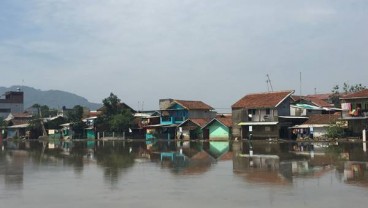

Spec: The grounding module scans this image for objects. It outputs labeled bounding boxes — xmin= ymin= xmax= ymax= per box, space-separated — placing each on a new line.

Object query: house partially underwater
xmin=146 ymin=99 xmax=216 ymax=140
xmin=340 ymin=89 xmax=368 ymax=136
xmin=231 ymin=90 xmax=297 ymax=139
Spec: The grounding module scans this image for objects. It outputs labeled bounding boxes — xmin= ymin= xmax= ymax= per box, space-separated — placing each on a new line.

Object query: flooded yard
xmin=0 ymin=139 xmax=367 ymax=208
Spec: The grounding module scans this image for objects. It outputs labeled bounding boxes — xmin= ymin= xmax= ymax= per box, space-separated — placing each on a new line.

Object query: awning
xmin=145 ymin=124 xmax=178 ymax=128
xmin=290 ymin=124 xmax=330 ymax=129
xmin=238 ymin=122 xmax=278 ymax=126
xmin=7 ymin=124 xmax=29 ymax=129
xmin=278 ymin=116 xmax=308 ymax=119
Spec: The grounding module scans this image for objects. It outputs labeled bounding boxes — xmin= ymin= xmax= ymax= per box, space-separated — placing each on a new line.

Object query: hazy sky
xmin=1 ymin=0 xmax=367 ymax=112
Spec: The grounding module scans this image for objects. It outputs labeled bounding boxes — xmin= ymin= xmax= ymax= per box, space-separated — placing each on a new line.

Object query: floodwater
xmin=0 ymin=139 xmax=367 ymax=208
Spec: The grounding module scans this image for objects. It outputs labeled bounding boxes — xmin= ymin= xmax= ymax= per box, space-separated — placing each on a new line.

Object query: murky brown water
xmin=0 ymin=140 xmax=367 ymax=208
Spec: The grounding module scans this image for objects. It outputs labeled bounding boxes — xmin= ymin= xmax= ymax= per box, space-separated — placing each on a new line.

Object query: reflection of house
xmin=342 ymin=161 xmax=368 ymax=185
xmin=180 ymin=151 xmax=215 ymax=175
xmin=340 ymin=89 xmax=368 ymax=136
xmin=202 ymin=114 xmax=232 ymax=140
xmin=232 ymin=90 xmax=297 ymax=139
xmin=203 ymin=141 xmax=230 ymax=159
xmin=233 ymin=154 xmax=289 ymax=185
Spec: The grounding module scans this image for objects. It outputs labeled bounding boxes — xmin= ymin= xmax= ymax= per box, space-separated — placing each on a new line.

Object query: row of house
xmin=2 ymin=88 xmax=368 ymax=140
xmin=138 ymin=89 xmax=368 ymax=140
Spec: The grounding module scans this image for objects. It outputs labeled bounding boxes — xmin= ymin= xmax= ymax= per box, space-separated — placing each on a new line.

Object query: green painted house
xmin=202 ymin=115 xmax=232 ymax=141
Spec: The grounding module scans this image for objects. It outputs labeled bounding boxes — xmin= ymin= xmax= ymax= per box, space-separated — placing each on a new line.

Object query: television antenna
xmin=266 ymin=74 xmax=273 ymax=92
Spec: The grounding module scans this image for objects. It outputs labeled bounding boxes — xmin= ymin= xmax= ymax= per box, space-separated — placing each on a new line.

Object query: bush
xmin=326 ymin=124 xmax=345 ymax=138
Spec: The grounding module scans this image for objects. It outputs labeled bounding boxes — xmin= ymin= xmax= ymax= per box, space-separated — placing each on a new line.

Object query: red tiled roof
xmin=11 ymin=112 xmax=33 ymax=118
xmin=232 ymin=90 xmax=294 ymax=109
xmin=174 ymin=100 xmax=214 ymax=110
xmin=215 ymin=117 xmax=233 ymax=127
xmin=341 ymin=89 xmax=368 ymax=99
xmin=291 ymin=95 xmax=302 ymax=102
xmin=88 ymin=111 xmax=102 ymax=117
xmin=305 ymin=96 xmax=333 ymax=108
xmin=190 ymin=118 xmax=211 ymax=127
xmin=306 ymin=93 xmax=331 ymax=101
xmin=303 ymin=114 xmax=340 ymax=125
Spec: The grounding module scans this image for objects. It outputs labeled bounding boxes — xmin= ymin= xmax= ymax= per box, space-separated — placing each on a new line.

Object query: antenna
xmin=266 ymin=74 xmax=273 ymax=92
xmin=299 ymin=72 xmax=302 ymax=96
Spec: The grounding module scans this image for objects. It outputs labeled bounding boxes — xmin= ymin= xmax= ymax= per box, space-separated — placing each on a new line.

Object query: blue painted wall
xmin=160 ymin=103 xmax=188 ymax=125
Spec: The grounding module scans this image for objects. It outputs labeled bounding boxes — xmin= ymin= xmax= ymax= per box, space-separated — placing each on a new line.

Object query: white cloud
xmin=1 ymin=0 xmax=367 ymax=109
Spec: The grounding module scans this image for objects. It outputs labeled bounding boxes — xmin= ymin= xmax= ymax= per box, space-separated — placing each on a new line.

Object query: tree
xmin=67 ymin=105 xmax=84 ymax=122
xmin=109 ymin=109 xmax=134 ymax=132
xmin=31 ymin=104 xmax=57 ymax=118
xmin=326 ymin=124 xmax=345 ymax=138
xmin=102 ymin=93 xmax=121 ymax=116
xmin=96 ymin=93 xmax=134 ymax=133
xmin=67 ymin=105 xmax=87 ymax=139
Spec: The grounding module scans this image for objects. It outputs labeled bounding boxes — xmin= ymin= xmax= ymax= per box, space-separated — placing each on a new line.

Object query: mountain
xmin=0 ymin=86 xmax=102 ymax=110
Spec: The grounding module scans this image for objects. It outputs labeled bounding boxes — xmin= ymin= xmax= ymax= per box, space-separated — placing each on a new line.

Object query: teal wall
xmin=209 ymin=121 xmax=230 ymax=140
xmin=86 ymin=129 xmax=95 ymax=139
xmin=160 ymin=103 xmax=188 ymax=125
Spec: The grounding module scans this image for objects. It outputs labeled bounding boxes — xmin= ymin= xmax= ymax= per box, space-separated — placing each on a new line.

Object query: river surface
xmin=0 ymin=139 xmax=367 ymax=208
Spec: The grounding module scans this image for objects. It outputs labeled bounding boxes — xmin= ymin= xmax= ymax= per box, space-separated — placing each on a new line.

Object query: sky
xmin=1 ymin=0 xmax=367 ymax=112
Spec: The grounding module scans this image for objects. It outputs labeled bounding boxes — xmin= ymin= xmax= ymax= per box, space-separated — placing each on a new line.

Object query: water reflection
xmin=0 ymin=139 xmax=368 ymax=191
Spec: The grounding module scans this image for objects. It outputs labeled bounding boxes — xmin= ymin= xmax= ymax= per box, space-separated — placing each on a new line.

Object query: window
xmin=161 ymin=116 xmax=171 ymax=122
xmin=266 ymin=108 xmax=270 ymax=114
xmin=248 ymin=109 xmax=256 ymax=115
xmin=265 ymin=126 xmax=271 ymax=132
xmin=0 ymin=108 xmax=11 ymax=113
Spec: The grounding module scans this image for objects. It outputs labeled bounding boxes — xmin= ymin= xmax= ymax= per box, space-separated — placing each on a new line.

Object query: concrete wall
xmin=277 ymin=97 xmax=292 ymax=116
xmin=0 ymin=103 xmax=24 ymax=118
xmin=188 ymin=110 xmax=216 ymax=119
xmin=0 ymin=91 xmax=24 ymax=118
xmin=244 ymin=125 xmax=279 ymax=138
xmin=232 ymin=108 xmax=248 ymax=138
